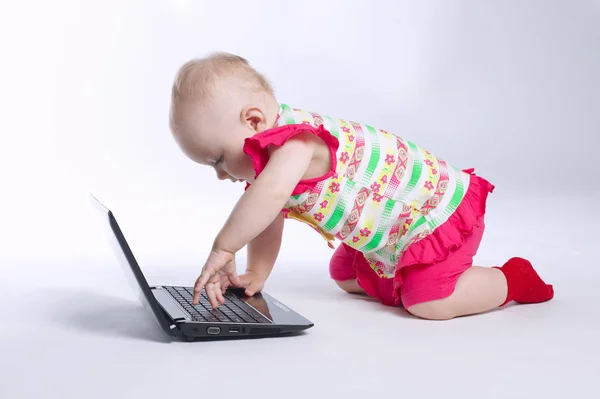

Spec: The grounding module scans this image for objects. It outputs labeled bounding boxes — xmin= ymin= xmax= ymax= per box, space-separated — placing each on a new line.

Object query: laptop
xmin=90 ymin=195 xmax=313 ymax=341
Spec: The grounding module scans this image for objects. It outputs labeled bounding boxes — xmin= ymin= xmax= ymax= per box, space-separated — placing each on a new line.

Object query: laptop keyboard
xmin=164 ymin=286 xmax=271 ymax=324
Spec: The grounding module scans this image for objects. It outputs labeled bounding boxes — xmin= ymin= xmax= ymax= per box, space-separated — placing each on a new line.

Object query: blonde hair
xmin=171 ymin=52 xmax=273 ymax=103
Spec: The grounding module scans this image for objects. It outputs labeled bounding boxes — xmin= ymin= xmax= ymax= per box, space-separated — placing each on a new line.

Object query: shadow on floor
xmin=347 ymin=293 xmax=416 ymax=319
xmin=47 ymin=289 xmax=172 ymax=343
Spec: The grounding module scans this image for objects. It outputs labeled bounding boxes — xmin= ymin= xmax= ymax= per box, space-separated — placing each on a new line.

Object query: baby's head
xmin=169 ymin=52 xmax=279 ymax=182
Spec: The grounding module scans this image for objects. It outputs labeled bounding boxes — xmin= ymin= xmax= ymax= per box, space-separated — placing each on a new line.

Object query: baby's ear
xmin=241 ymin=106 xmax=266 ymax=132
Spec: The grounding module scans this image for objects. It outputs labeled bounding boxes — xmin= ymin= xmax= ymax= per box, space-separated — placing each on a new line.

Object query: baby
xmin=168 ymin=52 xmax=554 ymax=320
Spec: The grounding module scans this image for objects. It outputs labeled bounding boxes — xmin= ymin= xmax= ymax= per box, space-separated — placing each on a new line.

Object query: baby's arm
xmin=194 ymin=135 xmax=315 ymax=307
xmin=213 ymin=135 xmax=314 ymax=255
xmin=240 ymin=212 xmax=284 ymax=295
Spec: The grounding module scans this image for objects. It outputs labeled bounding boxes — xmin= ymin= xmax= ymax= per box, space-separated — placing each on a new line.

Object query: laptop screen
xmin=90 ymin=195 xmax=153 ymax=309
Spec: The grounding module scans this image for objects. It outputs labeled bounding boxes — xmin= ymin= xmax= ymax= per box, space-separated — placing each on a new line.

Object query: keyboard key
xmin=228 ymin=315 xmax=244 ymax=323
xmin=227 ymin=302 xmax=258 ymax=322
xmin=239 ymin=312 xmax=256 ymax=323
xmin=248 ymin=310 xmax=266 ymax=320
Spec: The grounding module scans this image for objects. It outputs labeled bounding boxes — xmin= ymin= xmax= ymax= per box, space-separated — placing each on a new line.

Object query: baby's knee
xmin=407 ymin=298 xmax=457 ymax=320
xmin=329 ymin=244 xmax=357 ymax=281
xmin=334 ymin=279 xmax=365 ymax=295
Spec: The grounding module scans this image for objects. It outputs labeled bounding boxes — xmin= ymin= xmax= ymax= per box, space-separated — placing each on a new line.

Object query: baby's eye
xmin=215 ymin=155 xmax=224 ymax=165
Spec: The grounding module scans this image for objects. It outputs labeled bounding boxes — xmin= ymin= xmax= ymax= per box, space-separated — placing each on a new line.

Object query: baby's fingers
xmin=227 ymin=269 xmax=242 ymax=288
xmin=192 ymin=275 xmax=206 ymax=305
xmin=219 ymin=276 xmax=231 ymax=295
xmin=245 ymin=280 xmax=264 ymax=297
xmin=206 ymin=276 xmax=223 ymax=309
xmin=216 ymin=287 xmax=226 ymax=306
xmin=205 ymin=284 xmax=218 ymax=309
xmin=193 ymin=265 xmax=216 ymax=304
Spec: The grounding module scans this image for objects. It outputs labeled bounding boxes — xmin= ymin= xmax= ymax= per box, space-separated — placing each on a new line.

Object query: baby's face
xmin=172 ymin=102 xmax=257 ymax=183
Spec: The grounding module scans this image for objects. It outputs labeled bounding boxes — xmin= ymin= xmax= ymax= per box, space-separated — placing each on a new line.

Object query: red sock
xmin=494 ymin=257 xmax=554 ymax=306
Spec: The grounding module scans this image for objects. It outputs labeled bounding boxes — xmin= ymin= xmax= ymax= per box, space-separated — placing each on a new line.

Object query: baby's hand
xmin=220 ymin=270 xmax=268 ymax=297
xmin=193 ymin=249 xmax=241 ymax=308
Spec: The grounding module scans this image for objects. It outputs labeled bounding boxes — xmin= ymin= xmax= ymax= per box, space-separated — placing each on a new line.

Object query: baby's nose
xmin=216 ymin=169 xmax=229 ymax=181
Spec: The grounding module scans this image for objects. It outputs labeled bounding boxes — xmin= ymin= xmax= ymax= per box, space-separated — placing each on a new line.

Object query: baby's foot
xmin=495 ymin=257 xmax=554 ymax=305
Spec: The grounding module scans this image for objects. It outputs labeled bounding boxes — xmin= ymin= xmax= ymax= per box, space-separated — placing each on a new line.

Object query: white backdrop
xmin=1 ymin=2 xmax=599 ymax=398
xmin=1 ymin=0 xmax=598 ymax=269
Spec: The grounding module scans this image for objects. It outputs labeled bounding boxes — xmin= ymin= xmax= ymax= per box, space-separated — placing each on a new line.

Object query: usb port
xmin=229 ymin=328 xmax=240 ymax=333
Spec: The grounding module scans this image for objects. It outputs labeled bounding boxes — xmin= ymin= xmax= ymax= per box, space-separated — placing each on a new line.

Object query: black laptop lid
xmin=90 ymin=195 xmax=178 ymax=337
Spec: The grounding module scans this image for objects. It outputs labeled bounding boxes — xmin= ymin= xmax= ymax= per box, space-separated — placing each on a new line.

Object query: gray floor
xmin=1 ymin=195 xmax=598 ymax=399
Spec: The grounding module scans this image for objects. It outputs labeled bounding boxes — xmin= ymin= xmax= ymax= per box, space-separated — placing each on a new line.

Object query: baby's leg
xmin=401 ymin=219 xmax=553 ymax=320
xmin=407 ymin=266 xmax=507 ymax=320
xmin=330 ymin=244 xmax=365 ymax=294
xmin=335 ymin=279 xmax=366 ymax=294
xmin=406 ymin=259 xmax=554 ymax=320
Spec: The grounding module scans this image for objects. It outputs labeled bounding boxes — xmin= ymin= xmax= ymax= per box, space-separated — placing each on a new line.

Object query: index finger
xmin=192 ymin=268 xmax=213 ymax=305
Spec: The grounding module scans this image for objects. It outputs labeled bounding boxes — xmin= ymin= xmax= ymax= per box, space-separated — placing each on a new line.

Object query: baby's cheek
xmin=236 ymin=156 xmax=256 ymax=179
